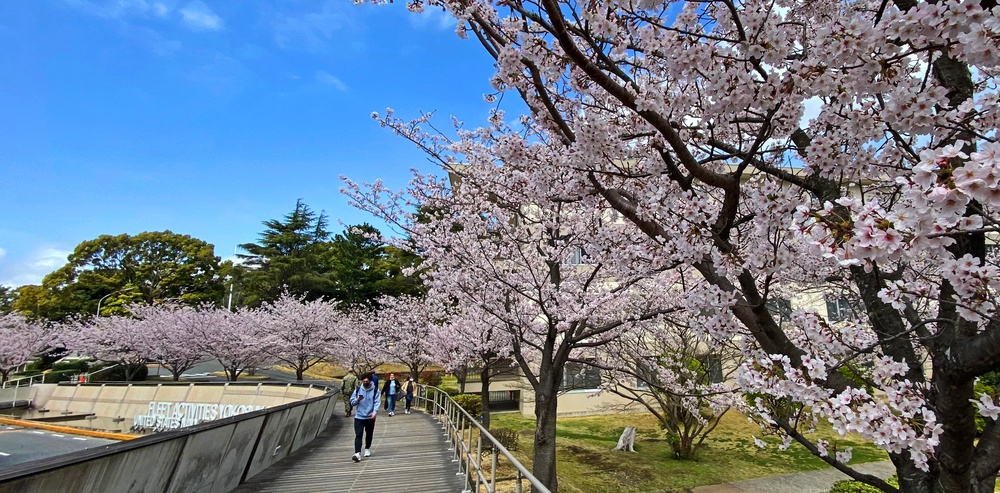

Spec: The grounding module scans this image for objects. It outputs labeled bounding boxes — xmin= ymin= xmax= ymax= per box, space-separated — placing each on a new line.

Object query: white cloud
xmin=315 ymin=70 xmax=347 ymax=91
xmin=64 ymin=0 xmax=173 ymax=20
xmin=0 ymin=247 xmax=70 ymax=287
xmin=409 ymin=8 xmax=456 ymax=31
xmin=273 ymin=4 xmax=356 ymax=52
xmin=0 ymin=248 xmax=6 ymax=260
xmin=179 ymin=1 xmax=223 ymax=31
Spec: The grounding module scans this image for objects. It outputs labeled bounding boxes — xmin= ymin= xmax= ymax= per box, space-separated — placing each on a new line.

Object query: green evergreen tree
xmin=237 ymin=199 xmax=338 ymax=306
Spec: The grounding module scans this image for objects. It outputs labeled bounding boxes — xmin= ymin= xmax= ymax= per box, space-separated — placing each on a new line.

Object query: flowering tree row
xmin=354 ymin=0 xmax=1000 ymax=491
xmin=62 ymin=292 xmax=441 ymax=383
xmin=0 ymin=313 xmax=55 ymax=384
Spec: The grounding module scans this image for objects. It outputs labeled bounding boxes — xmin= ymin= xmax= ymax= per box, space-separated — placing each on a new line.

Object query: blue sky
xmin=0 ymin=1 xmax=506 ymax=287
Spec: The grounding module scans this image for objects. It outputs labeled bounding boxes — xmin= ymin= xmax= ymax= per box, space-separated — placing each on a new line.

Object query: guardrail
xmin=1 ymin=374 xmax=44 ymax=389
xmin=0 ymin=382 xmax=340 ymax=493
xmin=417 ymin=385 xmax=550 ymax=493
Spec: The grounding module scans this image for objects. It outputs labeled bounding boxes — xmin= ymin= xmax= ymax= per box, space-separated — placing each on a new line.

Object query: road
xmin=0 ymin=425 xmax=117 ymax=468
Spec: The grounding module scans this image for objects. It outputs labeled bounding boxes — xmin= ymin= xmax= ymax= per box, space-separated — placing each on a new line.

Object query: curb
xmin=0 ymin=416 xmax=137 ymax=441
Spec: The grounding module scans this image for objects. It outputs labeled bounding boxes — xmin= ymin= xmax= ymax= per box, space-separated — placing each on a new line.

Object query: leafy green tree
xmin=0 ymin=286 xmax=16 ymax=315
xmin=13 ymin=231 xmax=225 ymax=320
xmin=237 ymin=200 xmax=336 ymax=306
xmin=327 ymin=224 xmax=425 ymax=308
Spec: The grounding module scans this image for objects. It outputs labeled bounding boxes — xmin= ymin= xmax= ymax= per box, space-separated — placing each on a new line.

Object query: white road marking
xmin=72 ymin=437 xmax=86 ymax=441
xmin=0 ymin=452 xmax=9 ymax=456
xmin=50 ymin=434 xmax=64 ymax=437
xmin=32 ymin=431 xmax=45 ymax=435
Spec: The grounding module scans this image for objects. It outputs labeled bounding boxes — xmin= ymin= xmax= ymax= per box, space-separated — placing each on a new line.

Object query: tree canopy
xmin=13 ymin=231 xmax=225 ymax=320
xmin=355 ymin=0 xmax=1000 ymax=491
xmin=237 ymin=199 xmax=336 ymax=306
xmin=236 ymin=200 xmax=423 ymax=308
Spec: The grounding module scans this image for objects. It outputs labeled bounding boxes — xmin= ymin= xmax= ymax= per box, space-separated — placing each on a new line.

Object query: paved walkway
xmin=691 ymin=461 xmax=897 ymax=493
xmin=231 ymin=406 xmax=467 ymax=493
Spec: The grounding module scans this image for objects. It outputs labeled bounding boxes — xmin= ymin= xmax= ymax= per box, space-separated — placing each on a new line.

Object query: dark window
xmin=700 ymin=354 xmax=724 ymax=384
xmin=766 ymin=298 xmax=792 ymax=325
xmin=561 ymin=361 xmax=601 ymax=391
xmin=826 ymin=298 xmax=855 ymax=322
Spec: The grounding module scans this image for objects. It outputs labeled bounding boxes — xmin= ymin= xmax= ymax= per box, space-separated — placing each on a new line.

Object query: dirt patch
xmin=564 ymin=444 xmax=655 ymax=488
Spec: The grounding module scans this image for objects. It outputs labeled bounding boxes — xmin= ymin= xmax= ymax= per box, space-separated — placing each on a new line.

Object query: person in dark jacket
xmin=402 ymin=376 xmax=416 ymax=415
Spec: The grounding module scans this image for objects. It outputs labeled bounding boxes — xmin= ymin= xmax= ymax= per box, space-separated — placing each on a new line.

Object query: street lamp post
xmin=96 ymin=287 xmax=135 ymax=316
xmin=96 ymin=293 xmax=114 ymax=317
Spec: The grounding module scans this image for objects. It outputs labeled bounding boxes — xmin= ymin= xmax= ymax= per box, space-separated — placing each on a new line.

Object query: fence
xmin=418 ymin=384 xmax=550 ymax=493
xmin=0 ymin=382 xmax=339 ymax=493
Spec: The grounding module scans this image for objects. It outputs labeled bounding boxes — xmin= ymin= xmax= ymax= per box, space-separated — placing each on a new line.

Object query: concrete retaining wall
xmin=0 ymin=384 xmax=339 ymax=493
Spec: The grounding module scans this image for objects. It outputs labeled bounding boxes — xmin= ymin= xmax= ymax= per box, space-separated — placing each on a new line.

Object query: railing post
xmin=475 ymin=433 xmax=483 ymax=493
xmin=515 ymin=470 xmax=523 ymax=493
xmin=490 ymin=443 xmax=498 ymax=493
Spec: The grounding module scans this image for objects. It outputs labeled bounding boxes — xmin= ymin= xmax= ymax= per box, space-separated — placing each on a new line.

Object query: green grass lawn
xmin=490 ymin=411 xmax=888 ymax=493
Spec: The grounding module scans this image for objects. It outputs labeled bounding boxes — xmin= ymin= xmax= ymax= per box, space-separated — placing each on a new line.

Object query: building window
xmin=561 ymin=361 xmax=601 ymax=391
xmin=566 ymin=246 xmax=587 ymax=265
xmin=700 ymin=354 xmax=724 ymax=384
xmin=826 ymin=298 xmax=855 ymax=322
xmin=766 ymin=298 xmax=792 ymax=325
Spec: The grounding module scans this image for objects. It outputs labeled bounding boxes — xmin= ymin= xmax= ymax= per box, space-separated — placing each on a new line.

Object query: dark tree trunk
xmin=296 ymin=367 xmax=304 ymax=380
xmin=480 ymin=366 xmax=492 ymax=430
xmin=532 ymin=371 xmax=560 ymax=493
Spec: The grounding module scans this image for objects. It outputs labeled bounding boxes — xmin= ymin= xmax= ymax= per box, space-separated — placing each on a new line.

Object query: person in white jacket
xmin=349 ymin=372 xmax=379 ymax=462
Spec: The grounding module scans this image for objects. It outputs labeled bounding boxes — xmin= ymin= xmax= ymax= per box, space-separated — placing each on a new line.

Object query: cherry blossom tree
xmin=358 ymin=0 xmax=1000 ymax=491
xmin=346 ymin=159 xmax=686 ymax=489
xmin=70 ymin=313 xmax=151 ymax=381
xmin=426 ymin=303 xmax=518 ymax=429
xmin=260 ymin=292 xmax=338 ymax=380
xmin=371 ymin=294 xmax=442 ymax=382
xmin=198 ymin=308 xmax=275 ymax=382
xmin=0 ymin=314 xmax=55 ymax=384
xmin=597 ymin=316 xmax=742 ymax=459
xmin=326 ymin=305 xmax=387 ymax=374
xmin=131 ymin=303 xmax=207 ymax=381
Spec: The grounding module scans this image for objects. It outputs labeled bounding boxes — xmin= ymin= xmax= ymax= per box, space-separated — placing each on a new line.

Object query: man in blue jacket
xmin=349 ymin=372 xmax=379 ymax=462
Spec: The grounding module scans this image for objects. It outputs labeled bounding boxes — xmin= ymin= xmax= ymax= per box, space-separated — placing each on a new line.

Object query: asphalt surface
xmin=0 ymin=425 xmax=117 ymax=469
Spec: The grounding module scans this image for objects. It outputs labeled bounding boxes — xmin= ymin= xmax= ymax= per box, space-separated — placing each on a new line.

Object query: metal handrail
xmin=81 ymin=364 xmax=122 ymax=383
xmin=417 ymin=384 xmax=551 ymax=493
xmin=2 ymin=374 xmax=44 ymax=389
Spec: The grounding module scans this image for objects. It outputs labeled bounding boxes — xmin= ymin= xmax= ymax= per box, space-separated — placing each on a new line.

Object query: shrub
xmin=43 ymin=369 xmax=77 ymax=384
xmin=829 ymin=476 xmax=898 ymax=493
xmin=453 ymin=393 xmax=483 ymax=418
xmin=90 ymin=363 xmax=148 ymax=382
xmin=51 ymin=359 xmax=91 ymax=373
xmin=420 ymin=371 xmax=443 ymax=387
xmin=490 ymin=426 xmax=519 ymax=452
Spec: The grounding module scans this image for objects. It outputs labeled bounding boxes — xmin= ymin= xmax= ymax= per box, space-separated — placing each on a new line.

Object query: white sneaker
xmin=352 ymin=453 xmax=361 ymax=462
xmin=363 ymin=449 xmax=371 ymax=457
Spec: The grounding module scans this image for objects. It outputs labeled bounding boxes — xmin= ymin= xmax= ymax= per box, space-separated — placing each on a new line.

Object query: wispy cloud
xmin=63 ymin=0 xmax=173 ymax=20
xmin=121 ymin=23 xmax=183 ymax=56
xmin=179 ymin=1 xmax=223 ymax=31
xmin=0 ymin=248 xmax=6 ymax=261
xmin=187 ymin=53 xmax=254 ymax=95
xmin=408 ymin=8 xmax=456 ymax=31
xmin=272 ymin=3 xmax=357 ymax=53
xmin=315 ymin=70 xmax=347 ymax=91
xmin=0 ymin=247 xmax=70 ymax=287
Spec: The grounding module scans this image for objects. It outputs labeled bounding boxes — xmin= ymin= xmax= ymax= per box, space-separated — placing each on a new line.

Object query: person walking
xmin=349 ymin=372 xmax=379 ymax=462
xmin=381 ymin=373 xmax=400 ymax=417
xmin=341 ymin=369 xmax=359 ymax=417
xmin=402 ymin=376 xmax=416 ymax=415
